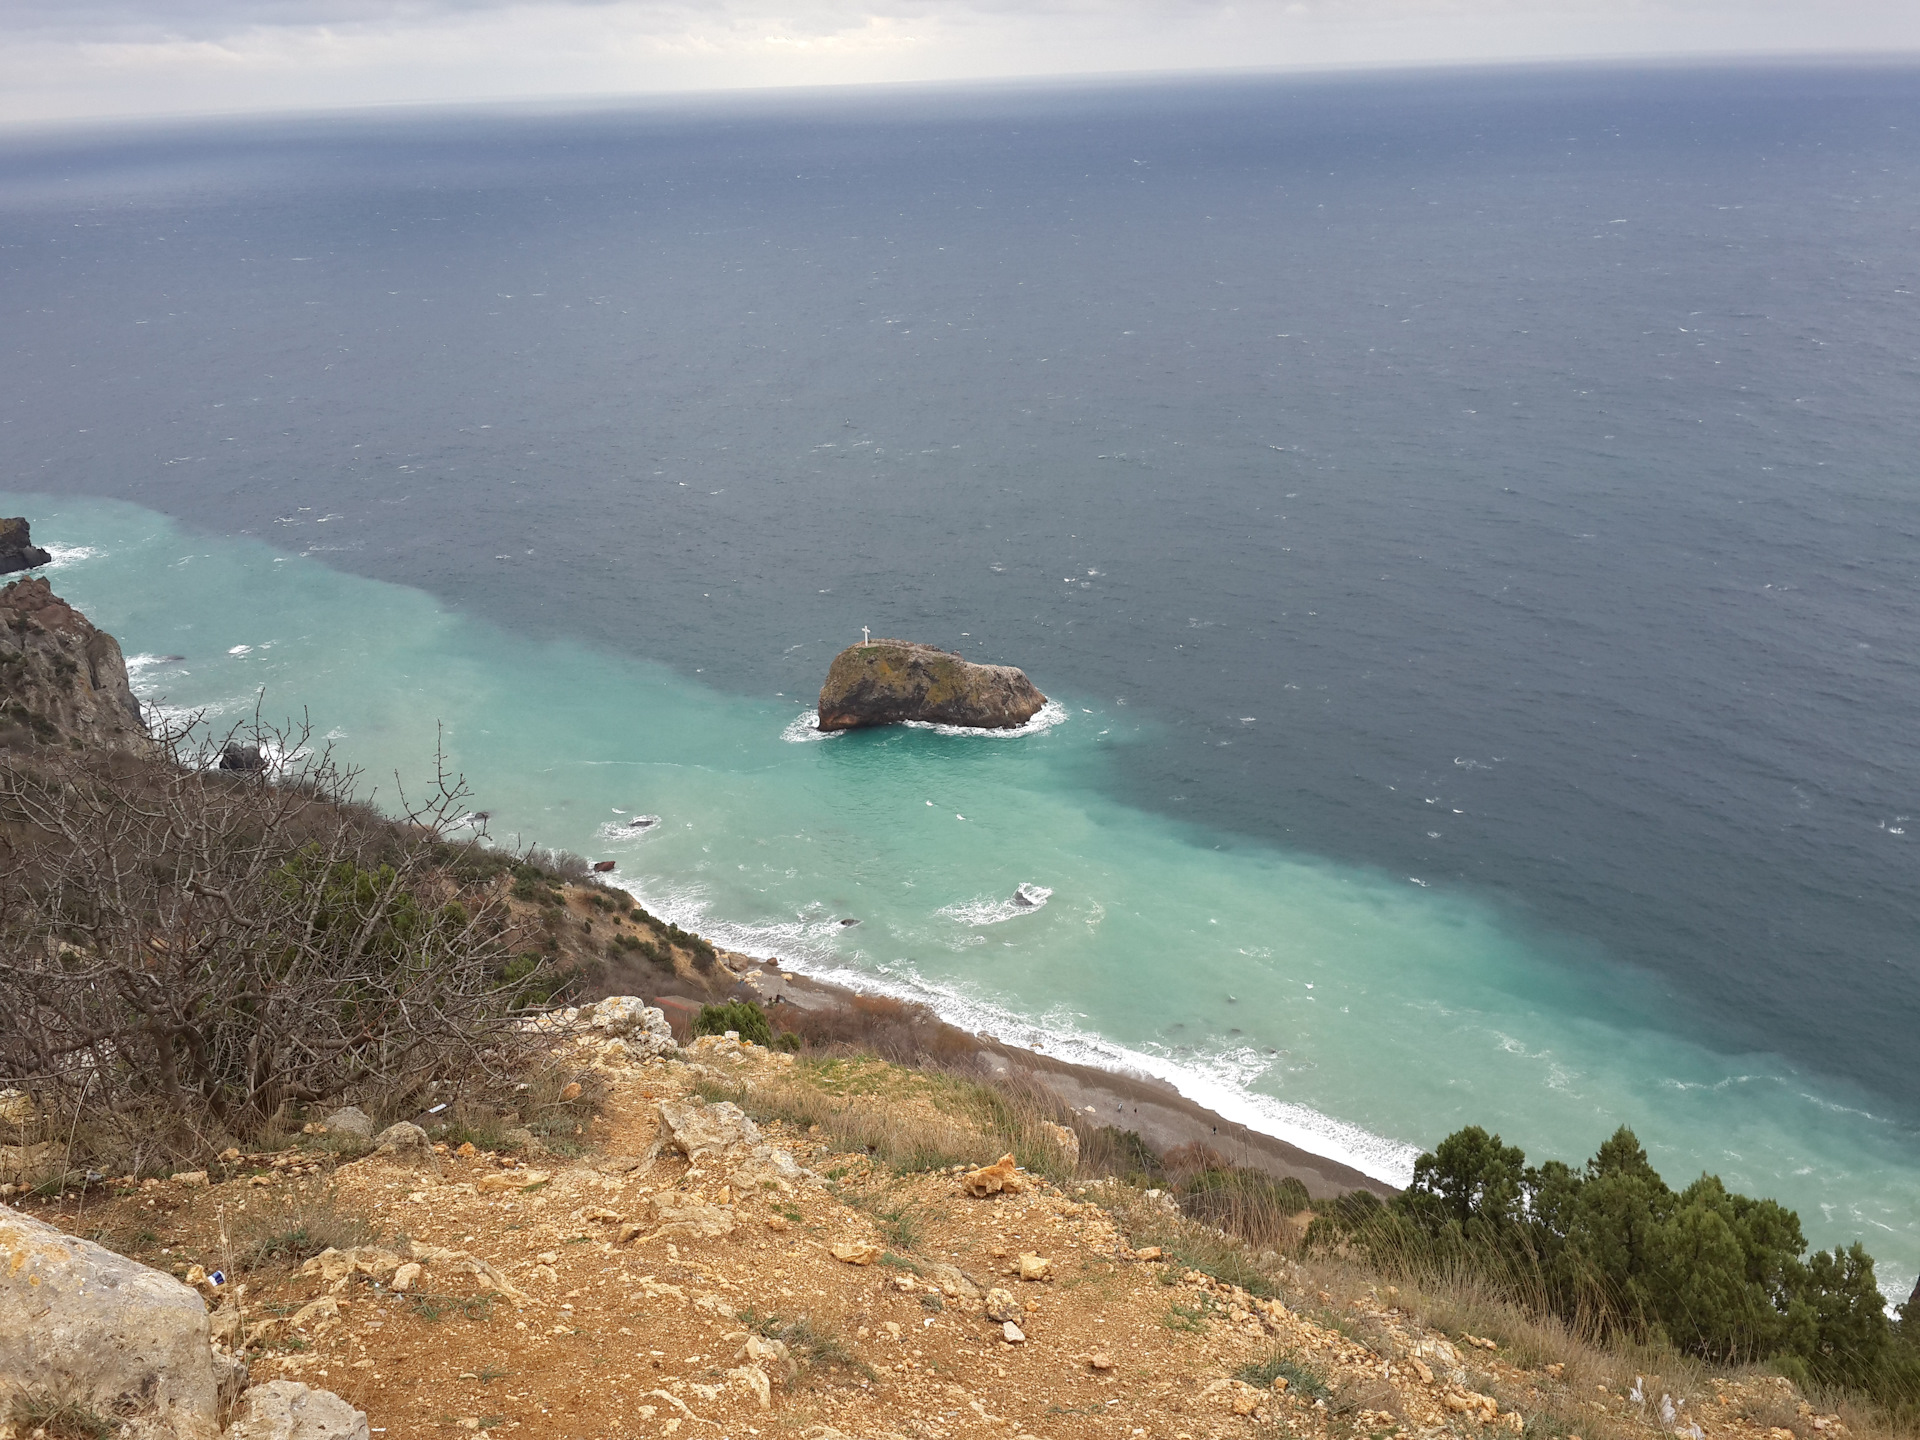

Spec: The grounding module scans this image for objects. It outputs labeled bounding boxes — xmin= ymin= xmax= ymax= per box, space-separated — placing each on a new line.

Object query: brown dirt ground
xmin=15 ymin=1036 xmax=1850 ymax=1440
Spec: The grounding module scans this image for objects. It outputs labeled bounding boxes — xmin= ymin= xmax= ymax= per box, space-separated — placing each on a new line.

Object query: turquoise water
xmin=20 ymin=490 xmax=1918 ymax=1298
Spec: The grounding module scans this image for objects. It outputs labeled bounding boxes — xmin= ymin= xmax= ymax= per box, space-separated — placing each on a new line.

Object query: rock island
xmin=816 ymin=638 xmax=1046 ymax=731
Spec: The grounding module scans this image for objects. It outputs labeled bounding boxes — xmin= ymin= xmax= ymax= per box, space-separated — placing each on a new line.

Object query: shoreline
xmin=719 ymin=950 xmax=1399 ymax=1201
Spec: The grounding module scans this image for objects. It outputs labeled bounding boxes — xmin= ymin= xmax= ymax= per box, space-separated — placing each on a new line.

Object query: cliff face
xmin=0 ymin=517 xmax=52 ymax=577
xmin=0 ymin=577 xmax=149 ymax=752
xmin=816 ymin=639 xmax=1047 ymax=731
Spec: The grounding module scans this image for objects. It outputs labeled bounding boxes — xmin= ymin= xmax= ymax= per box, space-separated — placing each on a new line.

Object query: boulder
xmin=0 ymin=517 xmax=52 ymax=575
xmin=320 ymin=1106 xmax=374 ymax=1139
xmin=961 ymin=1153 xmax=1028 ymax=1197
xmin=816 ymin=639 xmax=1046 ymax=731
xmin=984 ymin=1287 xmax=1021 ymax=1323
xmin=218 ymin=743 xmax=268 ymax=773
xmin=0 ymin=1204 xmax=220 ymax=1440
xmin=223 ymin=1381 xmax=369 ymax=1440
xmin=368 ymin=1121 xmax=437 ymax=1173
xmin=657 ymin=1097 xmax=805 ymax=1190
xmin=584 ymin=996 xmax=675 ymax=1058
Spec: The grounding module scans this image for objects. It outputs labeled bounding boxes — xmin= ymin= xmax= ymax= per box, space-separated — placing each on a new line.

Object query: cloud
xmin=0 ymin=0 xmax=1915 ymax=126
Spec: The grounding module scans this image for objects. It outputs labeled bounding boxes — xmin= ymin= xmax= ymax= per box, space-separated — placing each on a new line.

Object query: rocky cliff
xmin=0 ymin=576 xmax=149 ymax=751
xmin=817 ymin=638 xmax=1046 ymax=731
xmin=0 ymin=517 xmax=52 ymax=576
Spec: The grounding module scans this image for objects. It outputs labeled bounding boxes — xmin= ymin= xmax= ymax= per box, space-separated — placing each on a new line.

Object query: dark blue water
xmin=4 ymin=64 xmax=1918 ymax=1190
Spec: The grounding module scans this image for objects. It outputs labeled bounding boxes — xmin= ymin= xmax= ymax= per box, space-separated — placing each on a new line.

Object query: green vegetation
xmin=735 ymin=1306 xmax=874 ymax=1385
xmin=1310 ymin=1125 xmax=1920 ymax=1409
xmin=406 ymin=1290 xmax=499 ymax=1323
xmin=1161 ymin=1295 xmax=1215 ymax=1332
xmin=1236 ymin=1347 xmax=1333 ymax=1399
xmin=693 ymin=999 xmax=775 ymax=1047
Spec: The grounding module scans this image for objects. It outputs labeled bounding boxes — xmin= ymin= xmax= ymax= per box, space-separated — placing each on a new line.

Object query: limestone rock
xmin=0 ymin=577 xmax=148 ymax=753
xmin=1017 ymin=1253 xmax=1051 ymax=1282
xmin=728 ymin=1364 xmax=773 ymax=1409
xmin=223 ymin=1380 xmax=369 ymax=1440
xmin=961 ymin=1153 xmax=1028 ymax=1197
xmin=1001 ymin=1320 xmax=1026 ymax=1344
xmin=320 ymin=1106 xmax=374 ymax=1139
xmin=369 ymin=1122 xmax=436 ymax=1170
xmin=585 ymin=996 xmax=675 ymax=1053
xmin=1038 ymin=1121 xmax=1080 ymax=1169
xmin=645 ymin=1193 xmax=738 ymax=1242
xmin=984 ymin=1287 xmax=1021 ymax=1323
xmin=657 ymin=1096 xmax=804 ymax=1190
xmin=831 ymin=1241 xmax=881 ymax=1266
xmin=0 ymin=517 xmax=52 ymax=575
xmin=0 ymin=1204 xmax=220 ymax=1440
xmin=816 ymin=639 xmax=1046 ymax=732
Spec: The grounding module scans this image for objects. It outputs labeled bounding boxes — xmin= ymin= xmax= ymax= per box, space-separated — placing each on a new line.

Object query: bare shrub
xmin=0 ymin=716 xmax=551 ymax=1168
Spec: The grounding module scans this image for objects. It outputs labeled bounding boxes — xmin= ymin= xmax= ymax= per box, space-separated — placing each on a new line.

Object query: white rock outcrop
xmin=522 ymin=996 xmax=676 ymax=1060
xmin=368 ymin=1121 xmax=437 ymax=1173
xmin=0 ymin=1204 xmax=220 ymax=1440
xmin=223 ymin=1380 xmax=369 ymax=1440
xmin=656 ymin=1096 xmax=805 ymax=1191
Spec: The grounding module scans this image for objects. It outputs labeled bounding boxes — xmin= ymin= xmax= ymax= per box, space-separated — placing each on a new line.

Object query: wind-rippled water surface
xmin=4 ymin=63 xmax=1917 ymax=1292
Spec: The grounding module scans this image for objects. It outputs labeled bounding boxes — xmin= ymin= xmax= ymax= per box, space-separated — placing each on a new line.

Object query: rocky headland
xmin=0 ymin=574 xmax=149 ymax=752
xmin=816 ymin=639 xmax=1047 ymax=731
xmin=0 ymin=517 xmax=52 ymax=576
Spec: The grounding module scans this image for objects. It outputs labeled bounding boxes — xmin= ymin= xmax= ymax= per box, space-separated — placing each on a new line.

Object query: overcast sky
xmin=1 ymin=0 xmax=1916 ymax=127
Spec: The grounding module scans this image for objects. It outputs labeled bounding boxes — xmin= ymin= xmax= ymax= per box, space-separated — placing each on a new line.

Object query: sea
xmin=3 ymin=62 xmax=1916 ymax=1298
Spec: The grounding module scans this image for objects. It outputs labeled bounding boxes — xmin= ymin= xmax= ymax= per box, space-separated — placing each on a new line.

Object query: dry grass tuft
xmin=231 ymin=1176 xmax=378 ymax=1271
xmin=699 ymin=1055 xmax=1084 ymax=1182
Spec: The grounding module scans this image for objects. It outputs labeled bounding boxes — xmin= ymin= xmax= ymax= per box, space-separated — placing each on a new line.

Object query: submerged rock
xmin=0 ymin=518 xmax=52 ymax=575
xmin=816 ymin=639 xmax=1045 ymax=731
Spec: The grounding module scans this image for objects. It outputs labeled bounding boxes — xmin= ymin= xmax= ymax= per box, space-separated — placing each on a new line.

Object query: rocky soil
xmin=8 ymin=1016 xmax=1852 ymax=1440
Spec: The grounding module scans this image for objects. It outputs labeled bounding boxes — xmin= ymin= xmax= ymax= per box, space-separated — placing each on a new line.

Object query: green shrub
xmin=1178 ymin=1165 xmax=1310 ymax=1231
xmin=1235 ymin=1347 xmax=1332 ymax=1399
xmin=693 ymin=1000 xmax=774 ymax=1048
xmin=1316 ymin=1123 xmax=1916 ymax=1400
